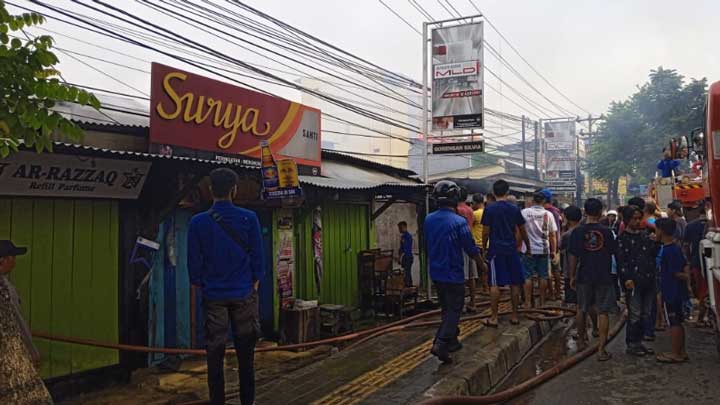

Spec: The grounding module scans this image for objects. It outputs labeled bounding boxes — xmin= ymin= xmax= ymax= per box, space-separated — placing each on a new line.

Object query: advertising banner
xmin=431 ymin=22 xmax=484 ymax=131
xmin=0 ymin=151 xmax=150 ymax=199
xmin=260 ymin=141 xmax=302 ymax=200
xmin=432 ymin=140 xmax=484 ymax=154
xmin=149 ymin=63 xmax=321 ymax=175
xmin=544 ymin=120 xmax=577 ymax=194
xmin=276 ymin=211 xmax=295 ymax=310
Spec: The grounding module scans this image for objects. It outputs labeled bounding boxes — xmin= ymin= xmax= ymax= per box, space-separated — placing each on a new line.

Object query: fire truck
xmin=699 ymin=80 xmax=720 ymax=355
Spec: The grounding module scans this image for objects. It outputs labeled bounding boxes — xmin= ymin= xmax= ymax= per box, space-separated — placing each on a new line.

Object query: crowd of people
xmin=425 ymin=179 xmax=711 ymax=365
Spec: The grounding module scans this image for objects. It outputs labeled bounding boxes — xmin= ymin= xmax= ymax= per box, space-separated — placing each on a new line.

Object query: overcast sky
xmin=12 ymin=0 xmax=720 ymax=120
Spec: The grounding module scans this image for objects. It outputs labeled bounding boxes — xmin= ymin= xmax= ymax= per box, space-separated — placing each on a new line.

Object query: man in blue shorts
xmin=482 ymin=180 xmax=531 ymax=327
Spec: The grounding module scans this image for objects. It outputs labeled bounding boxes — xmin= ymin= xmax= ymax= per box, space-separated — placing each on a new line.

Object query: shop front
xmin=0 ymin=149 xmax=151 ymax=380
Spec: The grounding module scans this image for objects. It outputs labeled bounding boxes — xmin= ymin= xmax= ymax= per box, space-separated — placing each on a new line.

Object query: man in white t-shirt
xmin=521 ymin=192 xmax=558 ymax=308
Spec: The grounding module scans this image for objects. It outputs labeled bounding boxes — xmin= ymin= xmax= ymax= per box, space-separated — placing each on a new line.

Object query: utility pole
xmin=576 ymin=114 xmax=604 ymax=205
xmin=534 ymin=120 xmax=539 ymax=180
xmin=521 ymin=115 xmax=527 ymax=178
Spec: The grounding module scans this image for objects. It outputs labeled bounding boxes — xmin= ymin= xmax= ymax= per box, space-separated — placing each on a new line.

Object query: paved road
xmin=511 ymin=324 xmax=720 ymax=405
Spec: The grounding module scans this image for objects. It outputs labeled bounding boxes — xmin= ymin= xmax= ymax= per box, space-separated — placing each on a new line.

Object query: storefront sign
xmin=432 ymin=140 xmax=484 ymax=154
xmin=431 ymin=22 xmax=484 ymax=131
xmin=149 ymin=63 xmax=321 ymax=174
xmin=0 ymin=151 xmax=150 ymax=199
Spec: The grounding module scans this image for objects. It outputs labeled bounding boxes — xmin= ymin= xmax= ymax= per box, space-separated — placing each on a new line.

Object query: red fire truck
xmin=700 ymin=80 xmax=720 ymax=354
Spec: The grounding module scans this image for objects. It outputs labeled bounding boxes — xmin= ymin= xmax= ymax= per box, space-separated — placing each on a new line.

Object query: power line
xmin=407 ymin=0 xmax=434 ymax=20
xmin=377 ymin=0 xmax=421 ymax=35
xmin=466 ymin=0 xmax=590 ymax=115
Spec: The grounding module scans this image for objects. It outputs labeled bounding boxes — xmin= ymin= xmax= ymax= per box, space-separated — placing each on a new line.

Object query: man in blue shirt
xmin=188 ymin=168 xmax=266 ymax=405
xmin=655 ymin=218 xmax=690 ymax=363
xmin=481 ymin=180 xmax=531 ymax=327
xmin=397 ymin=221 xmax=414 ymax=287
xmin=425 ymin=180 xmax=484 ymax=363
xmin=657 ymin=148 xmax=680 ymax=178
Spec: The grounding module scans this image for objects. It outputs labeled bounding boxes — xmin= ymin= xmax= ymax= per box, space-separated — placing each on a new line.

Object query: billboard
xmin=431 ymin=22 xmax=484 ymax=131
xmin=149 ymin=63 xmax=321 ymax=175
xmin=544 ymin=120 xmax=577 ymax=194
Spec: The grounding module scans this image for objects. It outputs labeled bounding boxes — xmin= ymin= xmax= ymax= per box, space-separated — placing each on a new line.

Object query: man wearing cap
xmin=0 ymin=240 xmax=53 ymax=404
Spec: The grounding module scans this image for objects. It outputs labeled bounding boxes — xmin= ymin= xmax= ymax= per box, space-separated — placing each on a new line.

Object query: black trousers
xmin=204 ymin=292 xmax=260 ymax=405
xmin=402 ymin=256 xmax=414 ymax=287
xmin=434 ymin=282 xmax=465 ymax=345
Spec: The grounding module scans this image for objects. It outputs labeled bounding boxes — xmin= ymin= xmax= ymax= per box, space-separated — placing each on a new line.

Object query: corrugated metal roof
xmin=49 ymin=142 xmax=258 ymax=170
xmin=298 ymin=159 xmax=424 ymax=190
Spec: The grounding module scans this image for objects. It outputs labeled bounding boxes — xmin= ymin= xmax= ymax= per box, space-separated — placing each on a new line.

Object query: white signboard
xmin=431 ymin=22 xmax=484 ymax=131
xmin=544 ymin=121 xmax=577 ymax=179
xmin=0 ymin=151 xmax=151 ymax=199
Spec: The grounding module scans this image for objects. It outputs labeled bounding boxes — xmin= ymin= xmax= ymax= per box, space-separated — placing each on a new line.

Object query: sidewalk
xmin=251 ymin=302 xmax=559 ymax=405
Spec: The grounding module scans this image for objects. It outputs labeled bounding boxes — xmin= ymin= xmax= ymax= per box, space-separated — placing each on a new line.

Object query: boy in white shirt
xmin=521 ymin=192 xmax=558 ymax=308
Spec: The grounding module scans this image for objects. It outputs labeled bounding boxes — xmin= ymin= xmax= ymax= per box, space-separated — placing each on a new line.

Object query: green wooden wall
xmin=0 ymin=198 xmax=119 ymax=378
xmin=293 ymin=203 xmax=370 ymax=306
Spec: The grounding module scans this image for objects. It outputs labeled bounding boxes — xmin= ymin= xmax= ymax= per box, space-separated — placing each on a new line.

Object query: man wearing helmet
xmin=425 ymin=180 xmax=486 ymax=363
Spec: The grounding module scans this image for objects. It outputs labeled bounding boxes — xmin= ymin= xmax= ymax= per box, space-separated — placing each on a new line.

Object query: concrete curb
xmin=422 ymin=318 xmax=557 ymax=399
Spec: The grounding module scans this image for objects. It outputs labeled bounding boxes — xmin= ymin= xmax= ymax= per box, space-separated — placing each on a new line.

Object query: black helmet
xmin=432 ymin=180 xmax=461 ymax=205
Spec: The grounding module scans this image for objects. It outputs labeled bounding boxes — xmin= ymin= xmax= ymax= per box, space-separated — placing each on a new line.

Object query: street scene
xmin=1 ymin=1 xmax=720 ymax=404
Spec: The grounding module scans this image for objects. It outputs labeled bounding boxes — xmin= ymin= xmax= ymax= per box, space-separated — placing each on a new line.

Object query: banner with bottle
xmin=261 ymin=140 xmax=303 ymax=200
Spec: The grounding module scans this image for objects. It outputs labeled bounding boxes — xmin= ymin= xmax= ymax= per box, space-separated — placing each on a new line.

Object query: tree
xmin=0 ymin=1 xmax=100 ymax=157
xmin=587 ymin=67 xmax=707 ymax=200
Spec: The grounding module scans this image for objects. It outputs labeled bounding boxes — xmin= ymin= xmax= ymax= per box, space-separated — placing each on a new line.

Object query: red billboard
xmin=149 ymin=63 xmax=321 ymax=174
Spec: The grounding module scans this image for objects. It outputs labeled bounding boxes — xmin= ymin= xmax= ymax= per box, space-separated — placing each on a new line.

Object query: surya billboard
xmin=149 ymin=63 xmax=321 ymax=175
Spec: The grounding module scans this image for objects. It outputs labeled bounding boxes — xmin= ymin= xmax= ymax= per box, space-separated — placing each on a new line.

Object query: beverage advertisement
xmin=260 ymin=140 xmax=302 ymax=200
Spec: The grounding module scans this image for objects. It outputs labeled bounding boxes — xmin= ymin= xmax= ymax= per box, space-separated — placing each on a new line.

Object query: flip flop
xmin=656 ymin=353 xmax=687 ymax=364
xmin=510 ymin=319 xmax=520 ymax=325
xmin=597 ymin=350 xmax=612 ymax=362
xmin=483 ymin=319 xmax=499 ymax=328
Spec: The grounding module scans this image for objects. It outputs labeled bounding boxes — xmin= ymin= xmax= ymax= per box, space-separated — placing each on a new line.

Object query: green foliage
xmin=0 ymin=1 xmax=101 ymax=157
xmin=588 ymin=67 xmax=707 ymax=187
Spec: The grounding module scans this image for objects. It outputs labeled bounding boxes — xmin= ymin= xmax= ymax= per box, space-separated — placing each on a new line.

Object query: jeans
xmin=645 ymin=297 xmax=657 ymax=338
xmin=204 ymin=293 xmax=260 ymax=405
xmin=434 ymin=282 xmax=465 ymax=345
xmin=402 ymin=256 xmax=414 ymax=287
xmin=625 ymin=283 xmax=656 ymax=346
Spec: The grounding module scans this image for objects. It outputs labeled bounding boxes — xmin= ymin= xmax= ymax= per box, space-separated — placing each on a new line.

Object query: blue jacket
xmin=424 ymin=207 xmax=480 ymax=284
xmin=188 ymin=201 xmax=266 ymax=300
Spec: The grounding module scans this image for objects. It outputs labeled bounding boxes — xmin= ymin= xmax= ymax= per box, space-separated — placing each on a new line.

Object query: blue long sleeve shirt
xmin=424 ymin=207 xmax=480 ymax=284
xmin=187 ymin=201 xmax=266 ymax=300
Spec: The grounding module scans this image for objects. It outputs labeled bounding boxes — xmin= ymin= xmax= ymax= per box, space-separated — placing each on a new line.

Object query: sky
xmin=9 ymin=0 xmax=720 ymax=124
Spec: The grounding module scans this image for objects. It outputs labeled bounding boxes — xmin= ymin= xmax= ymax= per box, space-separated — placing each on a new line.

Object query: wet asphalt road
xmin=509 ymin=323 xmax=720 ymax=405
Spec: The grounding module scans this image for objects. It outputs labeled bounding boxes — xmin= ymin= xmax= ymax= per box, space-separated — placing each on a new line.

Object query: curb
xmin=422 ymin=318 xmax=558 ymax=399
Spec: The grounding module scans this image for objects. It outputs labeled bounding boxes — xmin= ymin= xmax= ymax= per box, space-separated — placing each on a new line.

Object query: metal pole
xmin=534 ymin=120 xmax=539 ymax=180
xmin=586 ymin=114 xmax=593 ymax=200
xmin=538 ymin=119 xmax=543 ymax=181
xmin=422 ymin=21 xmax=431 ymax=300
xmin=575 ymin=124 xmax=582 ymax=206
xmin=521 ymin=115 xmax=527 ymax=178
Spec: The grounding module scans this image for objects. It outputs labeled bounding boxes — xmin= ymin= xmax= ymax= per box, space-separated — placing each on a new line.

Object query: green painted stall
xmin=293 ymin=203 xmax=371 ymax=307
xmin=0 ymin=197 xmax=119 ymax=378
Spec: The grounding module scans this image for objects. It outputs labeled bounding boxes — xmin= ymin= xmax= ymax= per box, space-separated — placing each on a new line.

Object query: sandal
xmin=656 ymin=353 xmax=687 ymax=364
xmin=510 ymin=319 xmax=520 ymax=325
xmin=597 ymin=350 xmax=612 ymax=362
xmin=483 ymin=319 xmax=499 ymax=328
xmin=626 ymin=346 xmax=646 ymax=357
